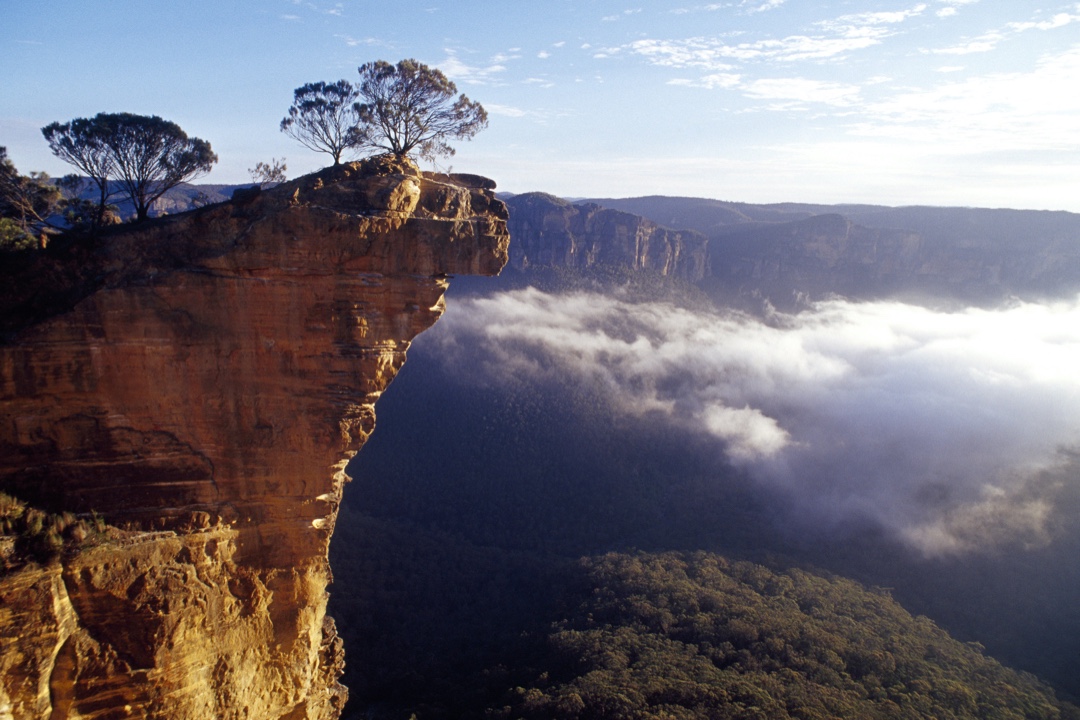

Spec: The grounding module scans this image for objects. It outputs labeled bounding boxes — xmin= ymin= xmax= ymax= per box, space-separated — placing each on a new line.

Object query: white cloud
xmin=618 ymin=11 xmax=908 ymax=71
xmin=537 ymin=50 xmax=551 ymax=59
xmin=743 ymin=0 xmax=785 ymax=13
xmin=431 ymin=289 xmax=1080 ymax=555
xmin=857 ymin=46 xmax=1080 ymax=152
xmin=668 ymin=73 xmax=741 ymax=89
xmin=484 ymin=103 xmax=527 ymax=118
xmin=930 ymin=31 xmax=1004 ymax=54
xmin=1007 ymin=11 xmax=1080 ymax=32
xmin=931 ymin=7 xmax=1080 ymax=53
xmin=335 ymin=34 xmax=380 ymax=47
xmin=824 ymin=4 xmax=928 ymax=27
xmin=437 ymin=50 xmax=507 ymax=85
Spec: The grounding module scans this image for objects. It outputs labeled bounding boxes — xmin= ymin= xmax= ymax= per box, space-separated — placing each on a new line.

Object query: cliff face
xmin=0 ymin=156 xmax=509 ymax=719
xmin=584 ymin=195 xmax=1080 ymax=306
xmin=703 ymin=213 xmax=924 ymax=303
xmin=505 ymin=193 xmax=709 ymax=282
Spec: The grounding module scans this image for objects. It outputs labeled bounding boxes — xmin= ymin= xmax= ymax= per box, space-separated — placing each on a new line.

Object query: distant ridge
xmin=502 ymin=193 xmax=1080 ymax=309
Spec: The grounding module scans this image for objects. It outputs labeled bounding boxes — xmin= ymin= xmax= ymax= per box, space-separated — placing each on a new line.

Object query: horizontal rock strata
xmin=0 ymin=156 xmax=509 ymax=719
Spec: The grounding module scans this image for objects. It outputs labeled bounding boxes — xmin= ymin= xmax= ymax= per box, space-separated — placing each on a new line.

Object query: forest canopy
xmin=494 ymin=551 xmax=1075 ymax=720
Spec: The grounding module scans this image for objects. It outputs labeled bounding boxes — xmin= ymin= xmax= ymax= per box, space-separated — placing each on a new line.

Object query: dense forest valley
xmin=326 ymin=194 xmax=1080 ymax=719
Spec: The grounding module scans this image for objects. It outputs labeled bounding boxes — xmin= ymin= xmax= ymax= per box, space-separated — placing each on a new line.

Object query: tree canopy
xmin=354 ymin=59 xmax=488 ymax=161
xmin=41 ymin=117 xmax=114 ymax=226
xmin=280 ymin=80 xmax=364 ymax=165
xmin=42 ymin=112 xmax=217 ymax=222
xmin=282 ymin=60 xmax=488 ymax=166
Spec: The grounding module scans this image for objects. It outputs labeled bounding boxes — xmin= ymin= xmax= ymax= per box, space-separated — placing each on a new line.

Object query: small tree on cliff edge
xmin=280 ymin=80 xmax=364 ymax=165
xmin=354 ymin=59 xmax=488 ymax=161
xmin=43 ymin=112 xmax=217 ymax=222
xmin=41 ymin=116 xmax=115 ymax=227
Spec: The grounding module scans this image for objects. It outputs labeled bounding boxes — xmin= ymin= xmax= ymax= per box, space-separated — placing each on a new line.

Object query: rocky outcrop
xmin=0 ymin=155 xmax=509 ymax=719
xmin=505 ymin=193 xmax=709 ymax=282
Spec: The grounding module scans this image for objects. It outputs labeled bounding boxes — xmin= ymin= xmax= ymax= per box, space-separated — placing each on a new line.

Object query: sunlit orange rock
xmin=0 ymin=155 xmax=508 ymax=719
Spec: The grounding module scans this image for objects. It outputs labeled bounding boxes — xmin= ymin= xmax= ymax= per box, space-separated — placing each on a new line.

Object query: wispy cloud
xmin=1007 ymin=9 xmax=1080 ymax=32
xmin=822 ymin=4 xmax=928 ymax=27
xmin=484 ymin=103 xmax=561 ymax=122
xmin=335 ymin=34 xmax=382 ymax=47
xmin=603 ymin=8 xmax=643 ymax=21
xmin=437 ymin=49 xmax=509 ymax=86
xmin=858 ymin=46 xmax=1080 ymax=151
xmin=936 ymin=0 xmax=979 ymax=17
xmin=742 ymin=0 xmax=785 ymax=13
xmin=668 ymin=73 xmax=741 ymax=89
xmin=608 ymin=4 xmax=925 ymax=71
xmin=484 ymin=103 xmax=527 ymax=118
xmin=611 ymin=30 xmax=884 ymax=68
xmin=929 ymin=6 xmax=1080 ymax=54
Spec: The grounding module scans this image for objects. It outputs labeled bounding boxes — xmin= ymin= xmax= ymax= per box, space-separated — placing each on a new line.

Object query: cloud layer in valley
xmin=429 ymin=289 xmax=1080 ymax=556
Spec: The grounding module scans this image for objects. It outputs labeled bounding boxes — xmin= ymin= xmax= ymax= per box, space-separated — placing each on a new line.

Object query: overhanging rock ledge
xmin=0 ymin=155 xmax=509 ymax=720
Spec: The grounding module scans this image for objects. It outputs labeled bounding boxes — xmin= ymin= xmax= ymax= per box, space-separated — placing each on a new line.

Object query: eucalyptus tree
xmin=280 ymin=80 xmax=364 ymax=165
xmin=43 ymin=112 xmax=217 ymax=221
xmin=41 ymin=116 xmax=114 ymax=226
xmin=354 ymin=59 xmax=488 ymax=161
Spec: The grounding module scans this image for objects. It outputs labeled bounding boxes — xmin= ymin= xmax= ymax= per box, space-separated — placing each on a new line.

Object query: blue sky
xmin=3 ymin=0 xmax=1079 ymax=210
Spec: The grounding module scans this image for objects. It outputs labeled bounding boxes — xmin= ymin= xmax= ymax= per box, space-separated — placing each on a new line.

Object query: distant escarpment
xmin=511 ymin=193 xmax=1080 ymax=308
xmin=0 ymin=156 xmax=508 ymax=719
xmin=505 ymin=193 xmax=709 ymax=283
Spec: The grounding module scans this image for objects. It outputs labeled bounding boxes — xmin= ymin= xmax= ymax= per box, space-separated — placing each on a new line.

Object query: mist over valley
xmin=329 ymin=194 xmax=1080 ymax=717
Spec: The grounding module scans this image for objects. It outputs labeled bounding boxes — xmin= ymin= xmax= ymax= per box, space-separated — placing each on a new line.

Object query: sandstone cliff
xmin=585 ymin=195 xmax=1080 ymax=306
xmin=0 ymin=156 xmax=509 ymax=719
xmin=505 ymin=193 xmax=709 ymax=282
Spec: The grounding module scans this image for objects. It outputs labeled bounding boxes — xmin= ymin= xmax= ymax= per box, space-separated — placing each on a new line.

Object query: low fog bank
xmin=430 ymin=288 xmax=1080 ymax=557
